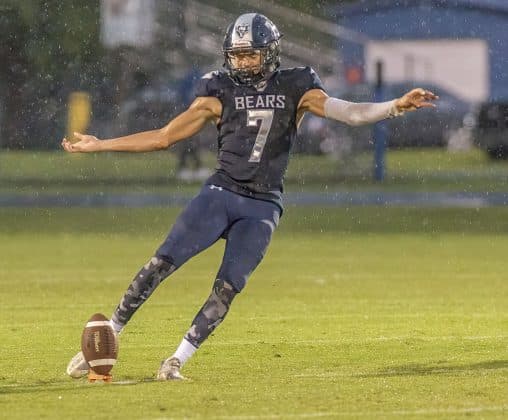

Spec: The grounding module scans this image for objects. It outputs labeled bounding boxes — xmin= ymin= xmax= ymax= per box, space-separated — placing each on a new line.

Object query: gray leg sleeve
xmin=111 ymin=256 xmax=176 ymax=327
xmin=184 ymin=279 xmax=238 ymax=348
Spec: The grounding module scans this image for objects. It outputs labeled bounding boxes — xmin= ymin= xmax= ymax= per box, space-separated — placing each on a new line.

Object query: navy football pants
xmin=156 ymin=185 xmax=280 ymax=292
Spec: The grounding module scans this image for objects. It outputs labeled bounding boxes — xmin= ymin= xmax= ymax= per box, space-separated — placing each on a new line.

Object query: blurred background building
xmin=340 ymin=0 xmax=508 ymax=102
xmin=0 ymin=0 xmax=348 ymax=150
xmin=1 ymin=0 xmax=508 ymax=188
xmin=336 ymin=0 xmax=508 ymax=157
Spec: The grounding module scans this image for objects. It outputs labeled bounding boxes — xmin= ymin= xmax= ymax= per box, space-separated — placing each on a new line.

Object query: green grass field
xmin=1 ymin=207 xmax=507 ymax=419
xmin=2 ymin=148 xmax=508 ymax=193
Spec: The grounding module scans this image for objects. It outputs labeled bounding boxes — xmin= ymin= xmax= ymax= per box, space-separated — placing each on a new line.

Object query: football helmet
xmin=223 ymin=13 xmax=282 ymax=85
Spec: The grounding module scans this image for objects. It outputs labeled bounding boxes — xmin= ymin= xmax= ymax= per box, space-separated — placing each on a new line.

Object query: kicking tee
xmin=195 ymin=67 xmax=325 ymax=209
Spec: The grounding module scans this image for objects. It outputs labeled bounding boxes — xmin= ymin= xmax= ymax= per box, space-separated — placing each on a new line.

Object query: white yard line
xmin=119 ymin=335 xmax=508 ymax=349
xmin=294 ymin=366 xmax=508 ymax=378
xmin=147 ymin=405 xmax=508 ymax=420
xmin=212 ymin=405 xmax=508 ymax=418
xmin=205 ymin=335 xmax=508 ymax=346
xmin=4 ymin=312 xmax=507 ymax=329
xmin=41 ymin=334 xmax=501 ymax=353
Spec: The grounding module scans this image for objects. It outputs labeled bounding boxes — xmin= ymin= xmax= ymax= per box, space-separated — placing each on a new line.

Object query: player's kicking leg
xmin=67 ymin=186 xmax=229 ymax=379
xmin=158 ymin=199 xmax=279 ymax=380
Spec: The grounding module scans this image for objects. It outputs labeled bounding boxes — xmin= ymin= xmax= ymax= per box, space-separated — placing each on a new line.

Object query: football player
xmin=63 ymin=13 xmax=438 ymax=380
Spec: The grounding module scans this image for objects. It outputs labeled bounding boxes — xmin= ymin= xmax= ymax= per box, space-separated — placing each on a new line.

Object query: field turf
xmin=1 ymin=207 xmax=507 ymax=419
xmin=3 ymin=148 xmax=508 ymax=193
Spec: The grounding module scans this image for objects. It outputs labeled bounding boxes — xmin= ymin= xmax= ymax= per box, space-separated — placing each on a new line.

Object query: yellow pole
xmin=67 ymin=91 xmax=91 ymax=142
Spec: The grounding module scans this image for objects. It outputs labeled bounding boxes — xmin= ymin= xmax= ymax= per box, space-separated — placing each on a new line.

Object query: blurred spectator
xmin=175 ymin=66 xmax=212 ymax=181
xmin=0 ymin=6 xmax=30 ymax=148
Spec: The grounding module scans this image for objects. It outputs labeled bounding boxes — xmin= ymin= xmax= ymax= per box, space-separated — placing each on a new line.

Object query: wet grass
xmin=1 ymin=148 xmax=508 ymax=193
xmin=0 ymin=207 xmax=507 ymax=418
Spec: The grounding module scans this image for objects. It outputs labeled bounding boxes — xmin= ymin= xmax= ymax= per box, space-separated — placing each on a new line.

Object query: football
xmin=81 ymin=313 xmax=118 ymax=375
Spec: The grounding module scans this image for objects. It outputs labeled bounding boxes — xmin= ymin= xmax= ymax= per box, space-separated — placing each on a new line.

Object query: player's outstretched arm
xmin=393 ymin=88 xmax=439 ymax=112
xmin=298 ymin=88 xmax=438 ymax=126
xmin=61 ymin=97 xmax=222 ymax=153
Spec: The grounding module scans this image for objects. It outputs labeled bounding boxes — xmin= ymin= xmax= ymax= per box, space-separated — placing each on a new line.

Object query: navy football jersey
xmin=195 ymin=67 xmax=325 ymax=207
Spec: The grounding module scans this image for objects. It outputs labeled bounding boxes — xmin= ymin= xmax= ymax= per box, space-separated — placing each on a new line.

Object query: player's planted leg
xmin=157 ymin=278 xmax=238 ymax=380
xmin=158 ymin=215 xmax=276 ymax=380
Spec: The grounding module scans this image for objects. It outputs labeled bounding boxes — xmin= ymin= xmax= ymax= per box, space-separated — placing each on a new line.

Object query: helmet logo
xmin=235 ymin=24 xmax=250 ymax=38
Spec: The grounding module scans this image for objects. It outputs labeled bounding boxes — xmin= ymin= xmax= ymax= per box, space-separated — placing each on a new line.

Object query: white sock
xmin=109 ymin=319 xmax=123 ymax=335
xmin=172 ymin=338 xmax=198 ymax=366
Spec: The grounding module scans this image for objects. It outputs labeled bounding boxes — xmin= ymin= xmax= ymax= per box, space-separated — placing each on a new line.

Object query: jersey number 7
xmin=247 ymin=110 xmax=274 ymax=163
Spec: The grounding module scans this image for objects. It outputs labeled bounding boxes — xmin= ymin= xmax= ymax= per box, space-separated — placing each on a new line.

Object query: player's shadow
xmin=359 ymin=360 xmax=508 ymax=378
xmin=0 ymin=377 xmax=159 ymax=395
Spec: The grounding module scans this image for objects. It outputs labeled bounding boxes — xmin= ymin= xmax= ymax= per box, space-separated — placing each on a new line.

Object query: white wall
xmin=100 ymin=0 xmax=155 ymax=48
xmin=365 ymin=39 xmax=489 ymax=102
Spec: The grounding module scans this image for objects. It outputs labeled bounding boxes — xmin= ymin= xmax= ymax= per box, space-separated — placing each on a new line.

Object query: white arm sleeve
xmin=324 ymin=97 xmax=404 ymax=126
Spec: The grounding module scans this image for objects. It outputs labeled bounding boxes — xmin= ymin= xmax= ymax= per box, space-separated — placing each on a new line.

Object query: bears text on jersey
xmin=234 ymin=95 xmax=286 ymax=110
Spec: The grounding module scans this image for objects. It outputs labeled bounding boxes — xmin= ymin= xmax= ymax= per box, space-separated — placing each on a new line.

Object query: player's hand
xmin=395 ymin=88 xmax=439 ymax=112
xmin=61 ymin=132 xmax=101 ymax=153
